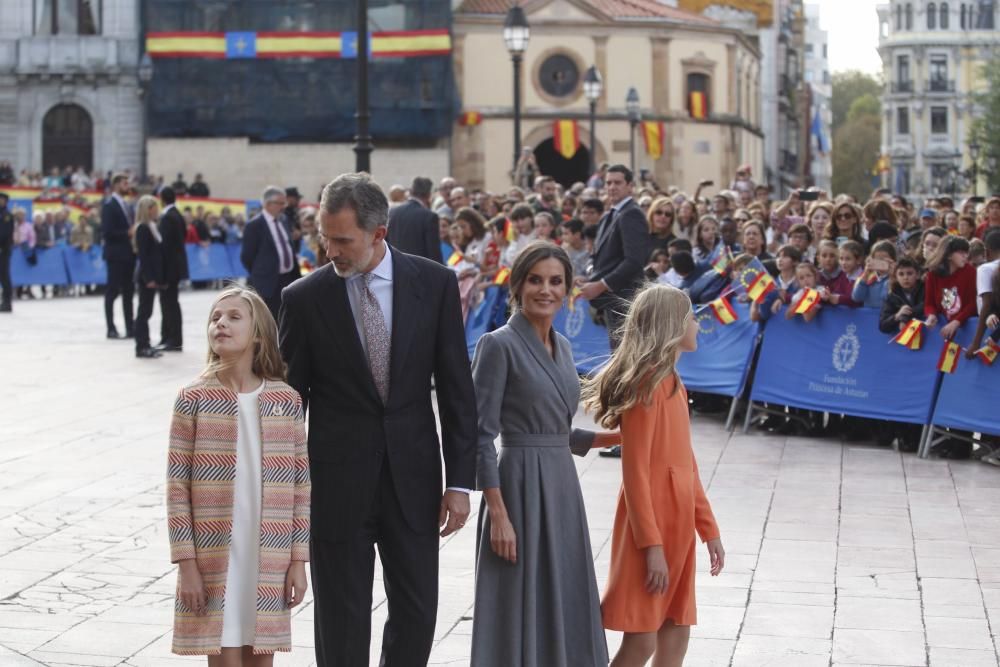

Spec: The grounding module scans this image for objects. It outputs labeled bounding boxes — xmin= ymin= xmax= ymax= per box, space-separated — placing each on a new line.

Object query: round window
xmin=538 ymin=54 xmax=580 ymax=98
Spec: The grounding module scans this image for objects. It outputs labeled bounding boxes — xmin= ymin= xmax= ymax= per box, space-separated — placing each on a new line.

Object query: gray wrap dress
xmin=470 ymin=312 xmax=609 ymax=667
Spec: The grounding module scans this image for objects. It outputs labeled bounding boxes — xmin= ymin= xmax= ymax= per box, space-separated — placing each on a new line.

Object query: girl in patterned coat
xmin=167 ymin=286 xmax=310 ymax=664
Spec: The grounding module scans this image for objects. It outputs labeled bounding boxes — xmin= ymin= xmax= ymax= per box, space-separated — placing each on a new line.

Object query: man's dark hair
xmin=582 ymin=225 xmax=598 ymax=241
xmin=983 ymin=228 xmax=1000 ymax=252
xmin=510 ymin=203 xmax=535 ymax=221
xmin=667 ymin=237 xmax=693 ymax=252
xmin=562 ymin=218 xmax=584 ymax=235
xmin=160 ymin=186 xmax=176 ymax=205
xmin=320 ymin=172 xmax=389 ymax=232
xmin=606 ymin=164 xmax=633 ymax=184
xmin=411 ymin=176 xmax=433 ymax=199
xmin=581 ymin=198 xmax=604 ymax=214
xmin=670 ymin=250 xmax=695 ymax=276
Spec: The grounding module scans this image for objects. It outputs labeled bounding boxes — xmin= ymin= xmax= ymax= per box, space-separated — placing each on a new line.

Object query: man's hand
xmin=439 ymin=490 xmax=470 ymax=537
xmin=578 ymin=281 xmax=607 ymax=301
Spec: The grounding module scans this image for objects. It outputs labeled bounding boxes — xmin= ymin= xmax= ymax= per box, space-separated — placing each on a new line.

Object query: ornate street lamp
xmin=137 ymin=52 xmax=154 ymax=181
xmin=626 ymin=87 xmax=641 ymax=175
xmin=583 ymin=65 xmax=603 ymax=177
xmin=504 ymin=6 xmax=530 ymax=177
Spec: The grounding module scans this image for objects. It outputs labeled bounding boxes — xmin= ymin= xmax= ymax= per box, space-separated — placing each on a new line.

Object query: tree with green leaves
xmin=969 ymin=49 xmax=1000 ymax=195
xmin=832 ymin=71 xmax=882 ymax=200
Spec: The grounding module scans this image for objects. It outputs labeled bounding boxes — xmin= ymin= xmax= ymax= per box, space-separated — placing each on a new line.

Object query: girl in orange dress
xmin=582 ymin=284 xmax=725 ymax=667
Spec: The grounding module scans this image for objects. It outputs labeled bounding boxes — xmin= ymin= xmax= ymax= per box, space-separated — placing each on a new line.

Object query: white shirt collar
xmin=613 ymin=196 xmax=633 ymax=213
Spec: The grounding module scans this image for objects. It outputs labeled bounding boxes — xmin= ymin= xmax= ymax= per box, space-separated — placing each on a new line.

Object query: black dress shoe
xmin=158 ymin=344 xmax=183 ymax=352
xmin=136 ymin=347 xmax=162 ymax=359
xmin=123 ymin=330 xmax=135 ymax=339
xmin=107 ymin=329 xmax=121 ymax=339
xmin=0 ymin=303 xmax=11 ymax=313
xmin=599 ymin=445 xmax=622 ymax=458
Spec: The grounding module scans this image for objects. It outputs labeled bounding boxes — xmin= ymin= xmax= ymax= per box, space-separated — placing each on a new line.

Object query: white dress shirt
xmin=262 ymin=210 xmax=294 ymax=274
xmin=345 ymin=243 xmax=470 ymax=495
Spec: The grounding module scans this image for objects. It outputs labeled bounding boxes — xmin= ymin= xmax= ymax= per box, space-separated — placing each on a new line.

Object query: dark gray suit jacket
xmin=588 ymin=198 xmax=650 ymax=308
xmin=386 ymin=199 xmax=442 ymax=264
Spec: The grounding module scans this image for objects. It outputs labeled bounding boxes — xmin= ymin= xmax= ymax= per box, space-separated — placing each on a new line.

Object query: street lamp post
xmin=504 ymin=6 xmax=530 ymax=178
xmin=353 ymin=0 xmax=373 ymax=173
xmin=626 ymin=87 xmax=640 ymax=175
xmin=969 ymin=140 xmax=980 ymax=197
xmin=137 ymin=53 xmax=153 ymax=182
xmin=583 ymin=65 xmax=602 ymax=177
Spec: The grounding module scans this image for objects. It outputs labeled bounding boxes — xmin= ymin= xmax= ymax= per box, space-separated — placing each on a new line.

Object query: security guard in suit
xmin=0 ymin=192 xmax=14 ymax=313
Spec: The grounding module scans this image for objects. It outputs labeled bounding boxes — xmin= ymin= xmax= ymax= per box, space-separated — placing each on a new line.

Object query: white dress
xmin=221 ymin=381 xmax=264 ymax=647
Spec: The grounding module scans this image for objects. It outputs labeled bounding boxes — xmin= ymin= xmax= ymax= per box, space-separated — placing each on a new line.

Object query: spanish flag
xmin=493 ymin=266 xmax=511 ymax=286
xmin=792 ymin=288 xmax=820 ymax=316
xmin=892 ymin=319 xmax=923 ymax=350
xmin=936 ymin=340 xmax=961 ymax=374
xmin=710 ymin=295 xmax=738 ymax=325
xmin=553 ymin=120 xmax=579 ymax=160
xmin=459 ymin=111 xmax=482 ymax=127
xmin=446 ymin=250 xmax=464 ymax=267
xmin=567 ymin=286 xmax=583 ymax=312
xmin=503 ymin=218 xmax=516 ymax=242
xmin=974 ymin=339 xmax=1000 ymax=365
xmin=642 ymin=121 xmax=665 ymax=160
xmin=864 ymin=271 xmax=879 ymax=285
xmin=689 ymin=91 xmax=708 ymax=120
xmin=711 ymin=248 xmax=732 ymax=275
xmin=178 ymin=196 xmax=248 ymax=217
xmin=746 ymin=272 xmax=776 ymax=304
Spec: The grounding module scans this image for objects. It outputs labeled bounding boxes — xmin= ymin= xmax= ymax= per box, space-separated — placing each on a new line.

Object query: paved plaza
xmin=1 ymin=289 xmax=999 ymax=667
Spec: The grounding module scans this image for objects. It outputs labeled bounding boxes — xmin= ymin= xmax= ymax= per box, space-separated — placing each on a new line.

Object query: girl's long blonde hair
xmin=202 ymin=286 xmax=287 ymax=382
xmin=131 ymin=195 xmax=160 ymax=253
xmin=582 ymin=283 xmax=692 ymax=429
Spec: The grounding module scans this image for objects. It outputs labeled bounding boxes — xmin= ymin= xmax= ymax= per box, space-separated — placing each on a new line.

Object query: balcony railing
xmin=890 ymin=80 xmax=913 ymax=93
xmin=926 ymin=79 xmax=955 ymax=93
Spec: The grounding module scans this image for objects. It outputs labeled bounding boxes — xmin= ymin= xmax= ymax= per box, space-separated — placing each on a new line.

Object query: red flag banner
xmin=459 ymin=111 xmax=482 ymax=126
xmin=642 ymin=121 xmax=665 ymax=160
xmin=553 ymin=120 xmax=580 ymax=160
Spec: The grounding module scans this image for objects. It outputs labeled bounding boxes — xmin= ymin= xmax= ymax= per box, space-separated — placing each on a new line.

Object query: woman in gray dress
xmin=470 ymin=241 xmax=619 ymax=667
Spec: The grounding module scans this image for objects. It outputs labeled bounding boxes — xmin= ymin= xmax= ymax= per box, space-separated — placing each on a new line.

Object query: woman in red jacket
xmin=924 ymin=236 xmax=976 ymax=340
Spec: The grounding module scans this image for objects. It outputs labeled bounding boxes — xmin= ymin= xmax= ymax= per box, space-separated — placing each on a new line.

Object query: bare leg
xmin=243 ymin=645 xmax=274 ymax=667
xmin=207 ymin=647 xmax=244 ymax=667
xmin=651 ymin=621 xmax=690 ymax=667
xmin=611 ymin=632 xmax=657 ymax=667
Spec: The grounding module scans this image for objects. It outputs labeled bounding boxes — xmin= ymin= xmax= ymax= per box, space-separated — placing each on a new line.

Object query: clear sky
xmin=818 ymin=0 xmax=883 ymax=75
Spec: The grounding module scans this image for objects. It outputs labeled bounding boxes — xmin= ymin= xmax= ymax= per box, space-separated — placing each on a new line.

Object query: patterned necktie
xmin=273 ymin=218 xmax=292 ymax=272
xmin=361 ymin=272 xmax=391 ymax=403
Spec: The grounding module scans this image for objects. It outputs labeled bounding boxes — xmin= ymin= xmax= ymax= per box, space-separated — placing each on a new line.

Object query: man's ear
xmin=373 ymin=226 xmax=388 ymax=243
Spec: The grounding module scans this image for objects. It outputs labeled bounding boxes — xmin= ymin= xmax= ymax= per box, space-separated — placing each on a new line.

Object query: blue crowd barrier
xmin=552 ymin=299 xmax=612 ymax=374
xmin=11 ymin=246 xmax=70 ymax=286
xmin=465 ymin=286 xmax=504 ymax=358
xmin=678 ymin=301 xmax=759 ymax=398
xmin=928 ymin=318 xmax=998 ymax=437
xmin=225 ymin=244 xmax=248 ymax=278
xmin=186 ymin=244 xmax=239 ymax=281
xmin=750 ymin=307 xmax=942 ymax=425
xmin=64 ymin=246 xmax=108 ymax=285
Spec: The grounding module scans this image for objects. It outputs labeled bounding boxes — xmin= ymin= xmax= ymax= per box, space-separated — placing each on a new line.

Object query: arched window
xmin=905 ymin=3 xmax=913 ymax=28
xmin=42 ymin=104 xmax=93 ymax=172
xmin=896 ymin=3 xmax=903 ymax=28
xmin=940 ymin=2 xmax=949 ymax=27
xmin=928 ymin=2 xmax=937 ymax=28
xmin=686 ymin=73 xmax=711 ymax=119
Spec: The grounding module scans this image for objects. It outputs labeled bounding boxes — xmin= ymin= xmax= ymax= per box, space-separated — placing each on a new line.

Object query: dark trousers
xmin=602 ymin=298 xmax=629 ymax=350
xmin=0 ymin=246 xmax=11 ymax=306
xmin=159 ymin=281 xmax=182 ymax=346
xmin=311 ymin=460 xmax=438 ymax=667
xmin=261 ymin=270 xmax=299 ymax=323
xmin=105 ymin=258 xmax=135 ymax=333
xmin=135 ymin=282 xmax=157 ymax=351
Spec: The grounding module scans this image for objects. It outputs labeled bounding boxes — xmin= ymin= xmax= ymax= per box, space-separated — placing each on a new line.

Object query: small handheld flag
xmin=711 ymin=247 xmax=733 ymax=275
xmin=792 ymin=289 xmax=821 ymax=316
xmin=746 ymin=271 xmax=776 ymax=304
xmin=567 ymin=286 xmax=583 ymax=312
xmin=709 ymin=295 xmax=738 ymax=325
xmin=974 ymin=339 xmax=999 ymax=365
xmin=864 ymin=271 xmax=879 ymax=285
xmin=892 ymin=319 xmax=924 ymax=350
xmin=936 ymin=340 xmax=961 ymax=374
xmin=447 ymin=250 xmax=464 ymax=267
xmin=503 ymin=219 xmax=516 ymax=242
xmin=493 ymin=266 xmax=511 ymax=286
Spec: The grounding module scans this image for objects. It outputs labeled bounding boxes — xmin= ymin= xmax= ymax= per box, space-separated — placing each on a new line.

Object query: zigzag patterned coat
xmin=166 ymin=376 xmax=310 ymax=655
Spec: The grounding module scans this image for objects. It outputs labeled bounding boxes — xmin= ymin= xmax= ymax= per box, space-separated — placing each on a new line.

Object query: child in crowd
xmin=752 ymin=245 xmax=801 ymax=322
xmin=878 ymin=257 xmax=925 ymax=335
xmin=924 ymin=235 xmax=977 ymax=340
xmin=786 ymin=262 xmax=821 ymax=322
xmin=957 ymin=215 xmax=977 ymax=241
xmin=560 ymin=218 xmax=591 ymax=278
xmin=167 ymin=287 xmax=309 ymax=660
xmin=966 ymin=229 xmax=1000 ymax=359
xmin=969 ymin=238 xmax=986 ymax=267
xmin=852 ymin=240 xmax=897 ymax=308
xmin=644 ymin=248 xmax=670 ymax=281
xmin=583 ymin=284 xmax=724 ymax=667
xmin=838 ymin=241 xmax=865 ymax=282
xmin=692 ymin=215 xmax=721 ymax=261
xmin=816 ymin=240 xmax=859 ymax=307
xmin=658 ymin=239 xmax=693 ymax=288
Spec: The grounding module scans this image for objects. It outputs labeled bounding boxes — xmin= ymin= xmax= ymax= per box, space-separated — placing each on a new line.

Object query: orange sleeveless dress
xmin=601 ymin=375 xmax=720 ymax=632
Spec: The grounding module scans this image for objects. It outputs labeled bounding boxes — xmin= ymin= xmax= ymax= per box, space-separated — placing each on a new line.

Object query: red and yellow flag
xmin=553 ymin=120 xmax=579 ymax=160
xmin=642 ymin=121 xmax=665 ymax=160
xmin=446 ymin=250 xmax=464 ymax=267
xmin=711 ymin=248 xmax=732 ymax=275
xmin=689 ymin=91 xmax=708 ymax=119
xmin=503 ymin=218 xmax=516 ymax=242
xmin=892 ymin=319 xmax=923 ymax=350
xmin=792 ymin=288 xmax=820 ymax=316
xmin=567 ymin=286 xmax=583 ymax=312
xmin=974 ymin=339 xmax=999 ymax=365
xmin=710 ymin=295 xmax=738 ymax=325
xmin=936 ymin=340 xmax=961 ymax=374
xmin=493 ymin=266 xmax=511 ymax=286
xmin=746 ymin=272 xmax=776 ymax=304
xmin=459 ymin=111 xmax=482 ymax=127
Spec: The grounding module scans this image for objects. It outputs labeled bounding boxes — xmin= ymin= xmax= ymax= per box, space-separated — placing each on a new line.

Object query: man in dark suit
xmin=386 ymin=176 xmax=443 ymax=263
xmin=0 ymin=192 xmax=13 ymax=313
xmin=101 ymin=173 xmax=135 ymax=338
xmin=279 ymin=172 xmax=476 ymax=667
xmin=157 ymin=187 xmax=188 ymax=351
xmin=241 ymin=185 xmax=300 ymax=321
xmin=578 ymin=164 xmax=650 ymax=346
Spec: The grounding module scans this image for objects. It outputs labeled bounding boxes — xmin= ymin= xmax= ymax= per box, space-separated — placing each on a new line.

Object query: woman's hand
xmin=178 ymin=559 xmax=207 ymax=616
xmin=940 ymin=319 xmax=960 ymax=340
xmin=285 ymin=561 xmax=308 ymax=608
xmin=490 ymin=514 xmax=517 ymax=564
xmin=706 ymin=538 xmax=726 ymax=576
xmin=645 ymin=545 xmax=669 ymax=595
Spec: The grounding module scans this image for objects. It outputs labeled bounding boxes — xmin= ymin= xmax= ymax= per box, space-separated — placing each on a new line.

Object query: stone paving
xmin=1 ymin=289 xmax=999 ymax=667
